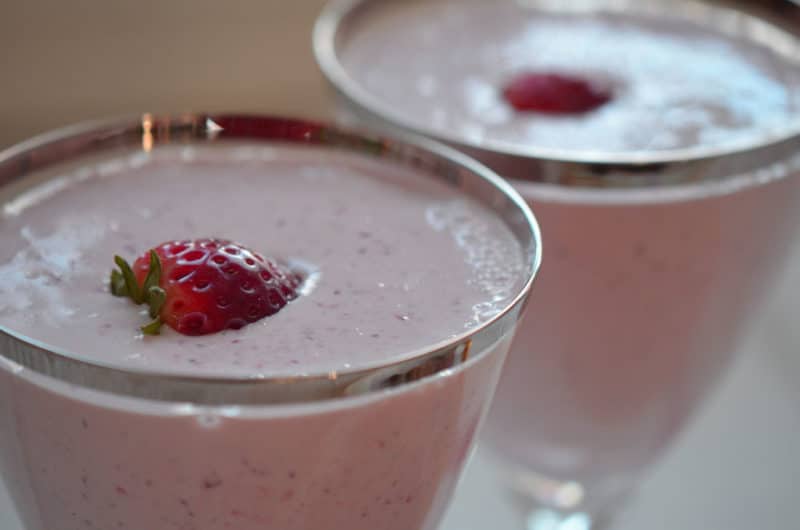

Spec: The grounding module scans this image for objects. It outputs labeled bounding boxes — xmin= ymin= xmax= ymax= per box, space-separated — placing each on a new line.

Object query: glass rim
xmin=313 ymin=0 xmax=800 ymax=187
xmin=0 ymin=113 xmax=542 ymax=405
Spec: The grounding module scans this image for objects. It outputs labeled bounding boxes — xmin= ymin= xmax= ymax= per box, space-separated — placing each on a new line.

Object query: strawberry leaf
xmin=146 ymin=286 xmax=166 ymax=319
xmin=110 ymin=251 xmax=166 ymax=335
xmin=142 ymin=250 xmax=161 ymax=296
xmin=109 ymin=269 xmax=128 ymax=297
xmin=114 ymin=255 xmax=142 ymax=304
xmin=141 ymin=317 xmax=163 ymax=336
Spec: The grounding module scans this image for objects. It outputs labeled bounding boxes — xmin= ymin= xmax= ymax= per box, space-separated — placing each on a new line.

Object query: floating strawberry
xmin=110 ymin=238 xmax=302 ymax=336
xmin=502 ymin=72 xmax=613 ymax=115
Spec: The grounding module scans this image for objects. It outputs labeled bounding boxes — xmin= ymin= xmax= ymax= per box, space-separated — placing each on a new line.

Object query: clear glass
xmin=313 ymin=0 xmax=800 ymax=527
xmin=483 ymin=170 xmax=800 ymax=528
xmin=0 ymin=114 xmax=542 ymax=530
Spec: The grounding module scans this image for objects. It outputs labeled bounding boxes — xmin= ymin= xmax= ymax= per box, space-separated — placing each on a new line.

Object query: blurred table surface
xmin=1 ymin=2 xmax=798 ymax=530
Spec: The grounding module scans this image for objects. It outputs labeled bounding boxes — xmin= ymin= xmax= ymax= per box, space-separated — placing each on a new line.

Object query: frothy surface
xmin=339 ymin=0 xmax=800 ymax=153
xmin=0 ymin=143 xmax=525 ymax=378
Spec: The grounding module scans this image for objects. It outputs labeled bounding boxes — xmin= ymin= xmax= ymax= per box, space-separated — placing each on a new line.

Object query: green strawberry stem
xmin=110 ymin=250 xmax=167 ymax=335
xmin=140 ymin=318 xmax=163 ymax=336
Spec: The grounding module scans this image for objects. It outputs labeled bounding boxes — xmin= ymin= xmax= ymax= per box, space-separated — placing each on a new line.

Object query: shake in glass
xmin=314 ymin=0 xmax=800 ymax=527
xmin=0 ymin=114 xmax=541 ymax=530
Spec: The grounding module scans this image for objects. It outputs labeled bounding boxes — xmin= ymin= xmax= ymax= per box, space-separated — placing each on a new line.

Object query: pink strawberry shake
xmin=0 ymin=120 xmax=537 ymax=530
xmin=322 ymin=0 xmax=800 ymax=517
xmin=335 ymin=0 xmax=800 ymax=154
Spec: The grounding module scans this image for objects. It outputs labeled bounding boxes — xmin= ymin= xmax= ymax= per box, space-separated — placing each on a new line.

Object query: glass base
xmin=526 ymin=508 xmax=596 ymax=530
xmin=525 ymin=504 xmax=625 ymax=530
xmin=496 ymin=461 xmax=631 ymax=530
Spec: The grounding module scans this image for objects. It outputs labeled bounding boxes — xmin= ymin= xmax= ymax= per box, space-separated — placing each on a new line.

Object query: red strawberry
xmin=110 ymin=238 xmax=302 ymax=336
xmin=502 ymin=72 xmax=613 ymax=115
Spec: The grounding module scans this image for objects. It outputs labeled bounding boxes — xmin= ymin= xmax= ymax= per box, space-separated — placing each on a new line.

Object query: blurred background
xmin=0 ymin=1 xmax=332 ymax=149
xmin=0 ymin=2 xmax=799 ymax=530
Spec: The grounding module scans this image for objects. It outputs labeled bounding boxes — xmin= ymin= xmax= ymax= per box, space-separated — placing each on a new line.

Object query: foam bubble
xmin=427 ymin=199 xmax=524 ymax=327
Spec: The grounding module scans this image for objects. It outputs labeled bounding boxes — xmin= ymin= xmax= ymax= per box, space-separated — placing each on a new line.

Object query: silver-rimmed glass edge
xmin=0 ymin=114 xmax=542 ymax=406
xmin=313 ymin=0 xmax=800 ymax=188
